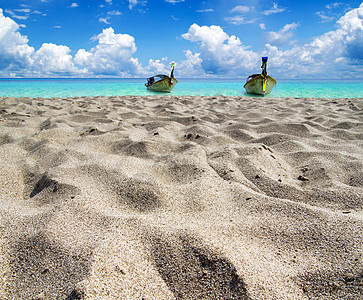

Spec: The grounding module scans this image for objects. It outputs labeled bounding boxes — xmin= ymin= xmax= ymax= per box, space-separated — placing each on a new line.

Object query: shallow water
xmin=0 ymin=78 xmax=362 ymax=98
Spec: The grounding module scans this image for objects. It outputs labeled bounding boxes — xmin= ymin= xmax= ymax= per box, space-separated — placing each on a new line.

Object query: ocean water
xmin=0 ymin=78 xmax=362 ymax=98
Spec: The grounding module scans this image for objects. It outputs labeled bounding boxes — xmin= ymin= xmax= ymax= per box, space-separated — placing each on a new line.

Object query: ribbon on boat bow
xmin=261 ymin=57 xmax=268 ymax=94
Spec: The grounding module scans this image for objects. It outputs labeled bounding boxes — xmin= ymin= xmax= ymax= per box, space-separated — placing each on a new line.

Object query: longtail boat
xmin=244 ymin=57 xmax=277 ymax=96
xmin=145 ymin=63 xmax=178 ymax=92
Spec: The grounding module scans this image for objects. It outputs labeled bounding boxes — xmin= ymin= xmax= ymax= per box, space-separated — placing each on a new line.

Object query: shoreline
xmin=1 ymin=95 xmax=362 ymax=299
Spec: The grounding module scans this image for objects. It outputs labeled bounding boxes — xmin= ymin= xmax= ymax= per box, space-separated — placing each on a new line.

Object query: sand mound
xmin=0 ymin=95 xmax=362 ymax=299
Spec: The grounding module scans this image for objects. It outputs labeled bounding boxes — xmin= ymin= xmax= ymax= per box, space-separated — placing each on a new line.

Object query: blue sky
xmin=0 ymin=0 xmax=362 ymax=78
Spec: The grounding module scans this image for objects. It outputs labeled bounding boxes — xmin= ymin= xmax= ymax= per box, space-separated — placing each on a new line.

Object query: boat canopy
xmin=148 ymin=74 xmax=169 ymax=80
xmin=146 ymin=74 xmax=169 ymax=86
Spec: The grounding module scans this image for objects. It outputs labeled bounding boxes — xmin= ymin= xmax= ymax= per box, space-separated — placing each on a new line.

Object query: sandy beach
xmin=0 ymin=95 xmax=362 ymax=299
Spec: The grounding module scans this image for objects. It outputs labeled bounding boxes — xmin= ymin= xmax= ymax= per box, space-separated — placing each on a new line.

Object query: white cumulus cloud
xmin=178 ymin=50 xmax=203 ymax=77
xmin=32 ymin=43 xmax=79 ymax=75
xmin=0 ymin=8 xmax=34 ymax=71
xmin=145 ymin=57 xmax=169 ymax=75
xmin=74 ymin=27 xmax=143 ymax=76
xmin=182 ymin=23 xmax=259 ymax=75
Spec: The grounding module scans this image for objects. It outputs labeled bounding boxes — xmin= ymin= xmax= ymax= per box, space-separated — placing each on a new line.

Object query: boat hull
xmin=146 ymin=78 xmax=178 ymax=92
xmin=244 ymin=75 xmax=277 ymax=95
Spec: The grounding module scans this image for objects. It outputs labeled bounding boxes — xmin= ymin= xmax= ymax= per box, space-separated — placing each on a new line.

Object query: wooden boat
xmin=145 ymin=63 xmax=178 ymax=92
xmin=244 ymin=57 xmax=277 ymax=95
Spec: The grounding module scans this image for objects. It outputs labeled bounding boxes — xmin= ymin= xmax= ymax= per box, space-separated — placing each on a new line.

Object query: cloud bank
xmin=182 ymin=3 xmax=363 ymax=78
xmin=0 ymin=4 xmax=362 ymax=78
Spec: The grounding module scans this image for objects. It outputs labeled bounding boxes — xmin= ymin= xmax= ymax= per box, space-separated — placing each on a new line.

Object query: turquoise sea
xmin=0 ymin=78 xmax=362 ymax=98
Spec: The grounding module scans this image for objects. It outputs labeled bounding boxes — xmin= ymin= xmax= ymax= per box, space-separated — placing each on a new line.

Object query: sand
xmin=0 ymin=95 xmax=362 ymax=299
